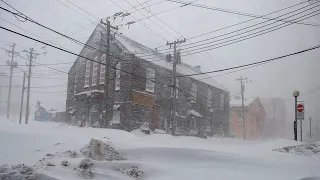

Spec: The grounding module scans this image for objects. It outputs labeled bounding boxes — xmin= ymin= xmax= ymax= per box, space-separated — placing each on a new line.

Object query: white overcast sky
xmin=0 ymin=0 xmax=319 ymax=126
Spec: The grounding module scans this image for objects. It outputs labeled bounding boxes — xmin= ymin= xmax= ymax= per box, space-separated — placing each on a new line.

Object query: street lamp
xmin=292 ymin=90 xmax=299 ymax=141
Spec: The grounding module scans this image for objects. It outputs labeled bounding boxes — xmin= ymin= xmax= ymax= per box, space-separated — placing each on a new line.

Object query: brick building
xmin=230 ymin=98 xmax=266 ymax=139
xmin=66 ymin=23 xmax=230 ymax=136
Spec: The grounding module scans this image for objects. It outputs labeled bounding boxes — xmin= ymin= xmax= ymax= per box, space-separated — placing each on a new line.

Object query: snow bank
xmin=81 ymin=139 xmax=126 ymax=161
xmin=273 ymin=143 xmax=320 ymax=156
xmin=0 ymin=164 xmax=57 ymax=180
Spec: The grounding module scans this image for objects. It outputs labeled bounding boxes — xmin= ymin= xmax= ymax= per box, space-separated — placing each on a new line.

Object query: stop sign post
xmin=297 ymin=103 xmax=304 ymax=120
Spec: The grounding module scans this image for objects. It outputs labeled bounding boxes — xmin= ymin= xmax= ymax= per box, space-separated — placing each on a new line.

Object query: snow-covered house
xmin=66 ymin=23 xmax=230 ymax=136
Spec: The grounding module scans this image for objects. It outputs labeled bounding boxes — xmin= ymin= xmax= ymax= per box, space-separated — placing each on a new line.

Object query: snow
xmin=74 ymin=90 xmax=104 ymax=96
xmin=1 ymin=118 xmax=320 ymax=180
xmin=188 ymin=109 xmax=203 ymax=117
xmin=113 ymin=31 xmax=227 ymax=92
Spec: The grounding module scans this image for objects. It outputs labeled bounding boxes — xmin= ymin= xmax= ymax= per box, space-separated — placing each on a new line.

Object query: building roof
xmin=113 ymin=30 xmax=227 ymax=91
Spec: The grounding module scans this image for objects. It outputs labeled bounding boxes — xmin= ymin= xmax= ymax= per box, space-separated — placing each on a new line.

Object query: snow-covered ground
xmin=1 ymin=118 xmax=320 ymax=180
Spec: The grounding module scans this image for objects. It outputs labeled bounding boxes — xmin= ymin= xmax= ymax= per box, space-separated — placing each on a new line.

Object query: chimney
xmin=194 ymin=65 xmax=201 ymax=71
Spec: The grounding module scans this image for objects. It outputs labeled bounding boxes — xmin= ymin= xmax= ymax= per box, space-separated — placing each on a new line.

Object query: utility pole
xmin=292 ymin=91 xmax=299 ymax=141
xmin=210 ymin=109 xmax=214 ymax=137
xmin=274 ymin=98 xmax=276 ymax=138
xmin=23 ymin=48 xmax=39 ymax=124
xmin=5 ymin=43 xmax=19 ymax=118
xmin=19 ymin=73 xmax=26 ymax=124
xmin=309 ymin=117 xmax=312 ymax=139
xmin=166 ymin=38 xmax=186 ymax=136
xmin=100 ymin=19 xmax=118 ymax=128
xmin=236 ymin=76 xmax=248 ymax=140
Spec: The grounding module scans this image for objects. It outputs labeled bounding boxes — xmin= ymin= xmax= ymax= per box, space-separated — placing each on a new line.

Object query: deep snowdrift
xmin=1 ymin=118 xmax=320 ymax=180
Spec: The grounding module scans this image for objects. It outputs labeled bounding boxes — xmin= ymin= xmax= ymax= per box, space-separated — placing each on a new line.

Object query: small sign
xmin=297 ymin=103 xmax=305 ymax=120
xmin=133 ymin=91 xmax=155 ymax=107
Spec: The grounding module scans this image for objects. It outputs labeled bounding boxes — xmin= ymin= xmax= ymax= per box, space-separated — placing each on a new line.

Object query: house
xmin=230 ymin=98 xmax=266 ymax=139
xmin=66 ymin=23 xmax=230 ymax=137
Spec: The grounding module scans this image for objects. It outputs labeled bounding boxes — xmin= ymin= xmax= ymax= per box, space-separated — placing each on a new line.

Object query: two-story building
xmin=66 ymin=23 xmax=230 ymax=137
xmin=230 ymin=98 xmax=266 ymax=139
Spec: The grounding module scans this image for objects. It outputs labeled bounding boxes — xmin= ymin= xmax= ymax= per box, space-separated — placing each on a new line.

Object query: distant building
xmin=260 ymin=98 xmax=286 ymax=138
xmin=66 ymin=23 xmax=230 ymax=136
xmin=230 ymin=98 xmax=266 ymax=139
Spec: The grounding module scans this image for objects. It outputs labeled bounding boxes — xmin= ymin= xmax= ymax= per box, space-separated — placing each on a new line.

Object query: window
xmin=146 ymin=67 xmax=155 ymax=92
xmin=92 ymin=56 xmax=98 ymax=86
xmin=190 ymin=118 xmax=197 ymax=130
xmin=207 ymin=89 xmax=212 ymax=107
xmin=84 ymin=60 xmax=90 ymax=87
xmin=191 ymin=83 xmax=197 ymax=102
xmin=220 ymin=93 xmax=225 ymax=110
xmin=100 ymin=54 xmax=106 ymax=85
xmin=115 ymin=62 xmax=121 ymax=90
xmin=73 ymin=74 xmax=77 ymax=94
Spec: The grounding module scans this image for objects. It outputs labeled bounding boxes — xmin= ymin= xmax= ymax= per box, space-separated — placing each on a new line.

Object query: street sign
xmin=297 ymin=104 xmax=304 ymax=112
xmin=297 ymin=103 xmax=305 ymax=120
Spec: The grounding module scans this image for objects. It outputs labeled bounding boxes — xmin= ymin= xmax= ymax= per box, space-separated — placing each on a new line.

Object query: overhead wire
xmin=167 ymin=0 xmax=320 ymax=27
xmin=108 ymin=0 xmax=168 ymax=41
xmin=153 ymin=0 xmax=313 ymax=50
xmin=123 ymin=0 xmax=179 ymax=39
xmin=136 ymin=2 xmax=320 ymax=58
xmin=137 ymin=4 xmax=320 ymax=59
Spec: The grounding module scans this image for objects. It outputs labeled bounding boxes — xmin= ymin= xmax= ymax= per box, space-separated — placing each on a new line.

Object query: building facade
xmin=66 ymin=23 xmax=230 ymax=136
xmin=230 ymin=98 xmax=266 ymax=139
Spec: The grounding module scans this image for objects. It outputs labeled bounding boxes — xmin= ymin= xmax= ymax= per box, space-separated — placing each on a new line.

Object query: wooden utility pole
xmin=236 ymin=76 xmax=247 ymax=140
xmin=6 ymin=43 xmax=19 ymax=118
xmin=100 ymin=19 xmax=118 ymax=128
xmin=19 ymin=73 xmax=26 ymax=124
xmin=166 ymin=38 xmax=186 ymax=135
xmin=23 ymin=48 xmax=39 ymax=124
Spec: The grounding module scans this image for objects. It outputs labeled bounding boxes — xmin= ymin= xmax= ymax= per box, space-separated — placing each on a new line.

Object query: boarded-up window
xmin=92 ymin=56 xmax=98 ymax=86
xmin=84 ymin=60 xmax=90 ymax=87
xmin=207 ymin=89 xmax=212 ymax=107
xmin=100 ymin=54 xmax=106 ymax=85
xmin=115 ymin=62 xmax=121 ymax=90
xmin=146 ymin=68 xmax=155 ymax=93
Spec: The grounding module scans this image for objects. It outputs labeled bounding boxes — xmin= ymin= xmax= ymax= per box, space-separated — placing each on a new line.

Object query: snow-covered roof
xmin=114 ymin=33 xmax=227 ymax=91
xmin=188 ymin=110 xmax=203 ymax=118
xmin=83 ymin=22 xmax=225 ymax=92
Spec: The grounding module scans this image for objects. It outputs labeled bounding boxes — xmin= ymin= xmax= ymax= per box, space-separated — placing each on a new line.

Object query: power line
xmin=54 ymin=0 xmax=96 ymax=22
xmin=167 ymin=0 xmax=320 ymax=27
xmin=153 ymin=1 xmax=312 ymax=50
xmin=0 ymin=47 xmax=69 ymax=74
xmin=123 ymin=0 xmax=178 ymax=39
xmin=0 ymin=5 xmax=106 ymax=54
xmin=173 ymin=44 xmax=320 ymax=78
xmin=64 ymin=0 xmax=99 ymax=20
xmin=137 ymin=3 xmax=320 ymax=57
xmin=182 ymin=9 xmax=320 ymax=56
xmin=139 ymin=7 xmax=320 ymax=59
xmin=108 ymin=0 xmax=168 ymax=41
xmin=0 ymin=25 xmax=169 ymax=86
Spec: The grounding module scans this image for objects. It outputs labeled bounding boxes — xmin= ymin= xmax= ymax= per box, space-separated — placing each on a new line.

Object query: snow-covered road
xmin=0 ymin=118 xmax=319 ymax=180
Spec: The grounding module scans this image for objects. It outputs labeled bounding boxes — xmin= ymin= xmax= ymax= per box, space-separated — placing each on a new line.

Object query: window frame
xmin=145 ymin=67 xmax=155 ymax=93
xmin=100 ymin=54 xmax=106 ymax=85
xmin=207 ymin=89 xmax=212 ymax=107
xmin=191 ymin=83 xmax=197 ymax=103
xmin=115 ymin=62 xmax=121 ymax=91
xmin=91 ymin=56 xmax=99 ymax=86
xmin=84 ymin=60 xmax=90 ymax=87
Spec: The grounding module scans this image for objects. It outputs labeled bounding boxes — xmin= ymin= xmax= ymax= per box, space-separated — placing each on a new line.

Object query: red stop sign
xmin=297 ymin=104 xmax=304 ymax=113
